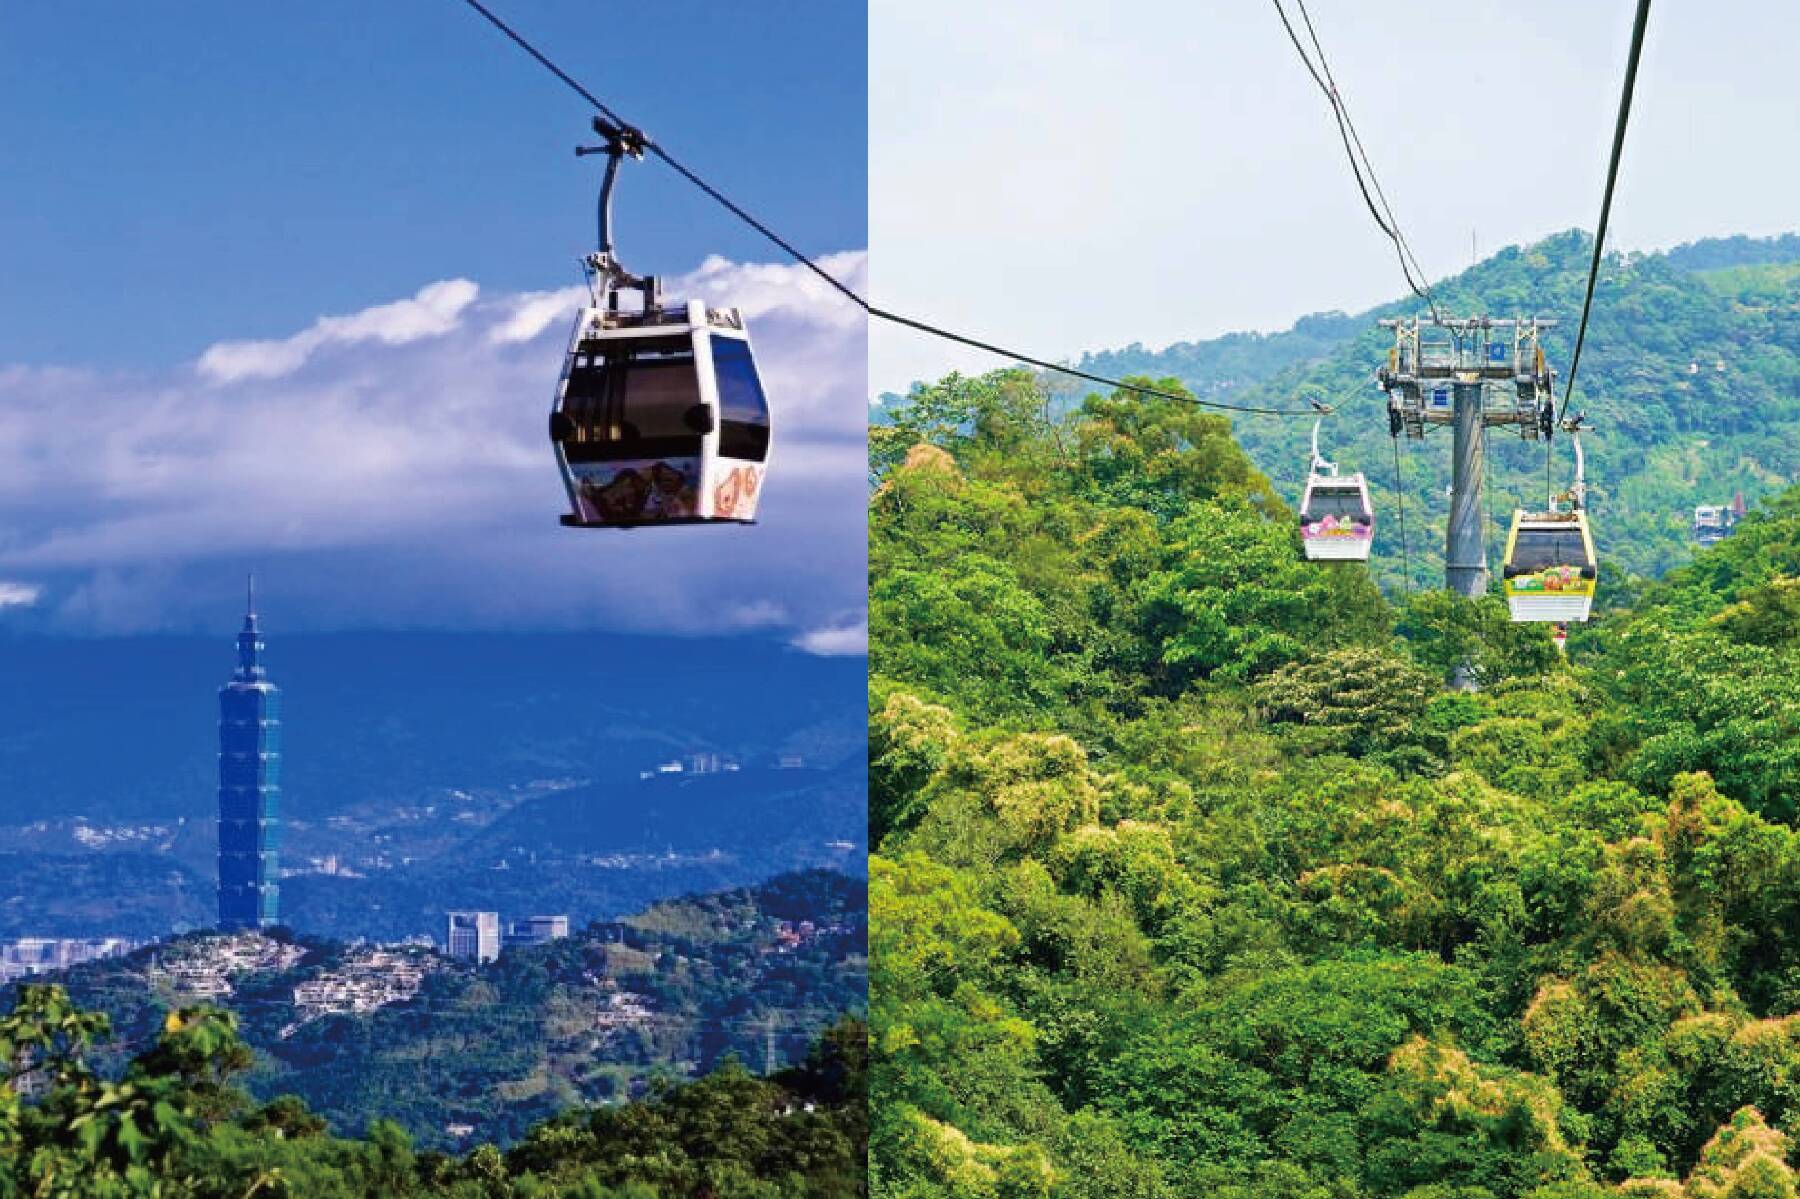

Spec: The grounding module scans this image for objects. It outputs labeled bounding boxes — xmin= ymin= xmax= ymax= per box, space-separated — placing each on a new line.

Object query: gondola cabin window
xmin=560 ymin=340 xmax=703 ymax=464
xmin=1509 ymin=529 xmax=1590 ymax=573
xmin=1304 ymin=487 xmax=1368 ymax=522
xmin=619 ymin=352 xmax=703 ymax=453
xmin=712 ymin=336 xmax=771 ymax=462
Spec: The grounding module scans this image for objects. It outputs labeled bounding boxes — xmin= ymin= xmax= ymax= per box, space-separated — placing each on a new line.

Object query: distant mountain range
xmin=0 ymin=631 xmax=865 ymax=940
xmin=283 ymin=762 xmax=866 ymax=941
xmin=1072 ymin=231 xmax=1800 ymax=590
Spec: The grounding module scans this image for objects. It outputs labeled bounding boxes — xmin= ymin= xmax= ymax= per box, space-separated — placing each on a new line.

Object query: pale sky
xmin=871 ymin=0 xmax=1798 ymax=396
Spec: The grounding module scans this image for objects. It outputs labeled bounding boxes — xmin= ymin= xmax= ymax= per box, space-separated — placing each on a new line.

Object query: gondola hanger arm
xmin=1564 ymin=414 xmax=1590 ymax=511
xmin=1307 ymin=402 xmax=1337 ymax=475
xmin=577 ymin=115 xmax=657 ymax=309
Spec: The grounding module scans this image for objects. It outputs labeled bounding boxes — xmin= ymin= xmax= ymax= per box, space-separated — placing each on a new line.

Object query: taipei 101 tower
xmin=218 ymin=576 xmax=282 ymax=930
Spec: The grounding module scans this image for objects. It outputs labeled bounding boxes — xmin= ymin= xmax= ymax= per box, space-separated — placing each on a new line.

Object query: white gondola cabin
xmin=548 ymin=114 xmax=774 ymax=530
xmin=1300 ymin=473 xmax=1374 ymax=560
xmin=1501 ymin=511 xmax=1597 ymax=622
xmin=1297 ymin=413 xmax=1373 ymax=561
xmin=549 ymin=298 xmax=772 ymax=528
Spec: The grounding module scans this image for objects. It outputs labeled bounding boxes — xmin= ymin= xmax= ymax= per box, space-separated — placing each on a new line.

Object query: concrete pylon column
xmin=1446 ymin=381 xmax=1489 ymax=598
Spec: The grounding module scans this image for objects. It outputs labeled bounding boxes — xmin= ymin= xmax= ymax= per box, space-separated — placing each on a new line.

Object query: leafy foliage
xmin=870 ymin=362 xmax=1800 ymax=1198
xmin=0 ymin=983 xmax=867 ymax=1197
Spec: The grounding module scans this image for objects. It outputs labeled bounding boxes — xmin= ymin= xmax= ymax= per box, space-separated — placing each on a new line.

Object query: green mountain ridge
xmin=1076 ymin=230 xmax=1800 ymax=592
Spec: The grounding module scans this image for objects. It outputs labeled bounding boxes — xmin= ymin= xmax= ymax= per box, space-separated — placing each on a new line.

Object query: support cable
xmin=1480 ymin=420 xmax=1504 ymax=577
xmin=1271 ymin=0 xmax=1441 ymax=321
xmin=1390 ymin=432 xmax=1415 ymax=594
xmin=1558 ymin=0 xmax=1653 ymax=422
xmin=455 ymin=0 xmax=1317 ymax=419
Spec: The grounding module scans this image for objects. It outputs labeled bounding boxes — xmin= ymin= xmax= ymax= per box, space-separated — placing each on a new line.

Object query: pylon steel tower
xmin=1376 ymin=317 xmax=1558 ymax=597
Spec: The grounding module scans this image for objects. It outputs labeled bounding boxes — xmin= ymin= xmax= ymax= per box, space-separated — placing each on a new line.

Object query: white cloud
xmin=197 ymin=279 xmax=480 ymax=382
xmin=0 ymin=257 xmax=868 ymax=639
xmin=489 ymin=286 xmax=588 ymax=346
xmin=682 ymin=251 xmax=868 ymax=332
xmin=0 ymin=581 xmax=41 ymax=609
xmin=486 ymin=252 xmax=867 ymax=352
xmin=792 ymin=619 xmax=868 ymax=657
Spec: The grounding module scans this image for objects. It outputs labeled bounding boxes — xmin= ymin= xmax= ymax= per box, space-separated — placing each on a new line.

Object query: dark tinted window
xmin=1304 ymin=486 xmax=1367 ymax=521
xmin=712 ymin=337 xmax=770 ymax=462
xmin=557 ymin=339 xmax=704 ymax=464
xmin=622 ymin=359 xmax=701 ymax=437
xmin=1510 ymin=528 xmax=1590 ymax=572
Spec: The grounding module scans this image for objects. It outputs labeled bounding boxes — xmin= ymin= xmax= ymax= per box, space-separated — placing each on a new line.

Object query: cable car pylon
xmin=1376 ymin=315 xmax=1559 ymax=599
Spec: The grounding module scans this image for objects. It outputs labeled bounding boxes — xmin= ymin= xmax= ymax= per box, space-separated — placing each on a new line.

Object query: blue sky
xmin=0 ymin=3 xmax=867 ymax=644
xmin=1 ymin=2 xmax=866 ymax=367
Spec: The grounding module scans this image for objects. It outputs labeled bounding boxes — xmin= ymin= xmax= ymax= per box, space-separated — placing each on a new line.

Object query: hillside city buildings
xmin=446 ymin=910 xmax=501 ymax=962
xmin=445 ymin=911 xmax=571 ymax=962
xmin=0 ymin=937 xmax=140 ymax=985
xmin=1693 ymin=491 xmax=1748 ymax=547
xmin=506 ymin=914 xmax=570 ymax=948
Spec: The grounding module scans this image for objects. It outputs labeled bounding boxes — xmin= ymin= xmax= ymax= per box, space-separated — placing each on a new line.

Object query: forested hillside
xmin=18 ymin=871 xmax=866 ymax=1152
xmin=1075 ymin=231 xmax=1800 ymax=592
xmin=0 ymin=985 xmax=866 ymax=1197
xmin=870 ymin=370 xmax=1800 ymax=1197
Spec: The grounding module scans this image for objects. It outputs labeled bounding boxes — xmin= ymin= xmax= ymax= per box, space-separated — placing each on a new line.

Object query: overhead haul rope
xmin=1273 ymin=0 xmax=1444 ymax=595
xmin=1481 ymin=419 xmax=1505 ymax=571
xmin=1271 ymin=0 xmax=1442 ymax=323
xmin=455 ymin=0 xmax=1318 ymax=419
xmin=1545 ymin=430 xmax=1557 ymax=510
xmin=1544 ymin=0 xmax=1652 ymax=499
xmin=1559 ymin=0 xmax=1652 ymax=425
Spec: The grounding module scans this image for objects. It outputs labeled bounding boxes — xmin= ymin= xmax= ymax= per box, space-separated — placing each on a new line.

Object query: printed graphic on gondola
xmin=572 ymin=459 xmax=701 ymax=523
xmin=1301 ymin=514 xmax=1372 ymax=541
xmin=1504 ymin=565 xmax=1595 ymax=596
xmin=713 ymin=465 xmax=764 ymax=521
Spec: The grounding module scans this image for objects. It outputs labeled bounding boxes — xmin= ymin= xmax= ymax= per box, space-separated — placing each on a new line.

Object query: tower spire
xmin=235 ymin=574 xmax=264 ymax=681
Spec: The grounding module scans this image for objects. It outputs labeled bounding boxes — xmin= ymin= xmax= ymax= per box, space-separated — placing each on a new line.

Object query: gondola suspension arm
xmin=1566 ymin=418 xmax=1588 ymax=513
xmin=576 ymin=115 xmax=657 ymax=310
xmin=1546 ymin=413 xmax=1591 ymax=513
xmin=1309 ymin=415 xmax=1336 ymax=476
